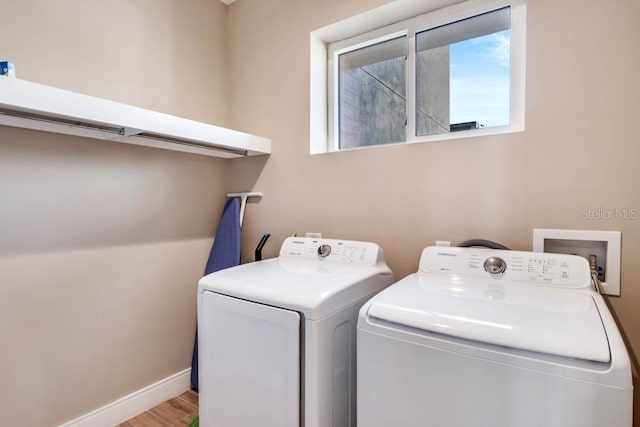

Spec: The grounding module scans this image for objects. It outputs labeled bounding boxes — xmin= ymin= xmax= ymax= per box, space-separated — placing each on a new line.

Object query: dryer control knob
xmin=484 ymin=257 xmax=507 ymax=276
xmin=318 ymin=244 xmax=332 ymax=258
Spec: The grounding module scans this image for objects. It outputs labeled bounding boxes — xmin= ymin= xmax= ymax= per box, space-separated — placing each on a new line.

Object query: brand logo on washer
xmin=437 ymin=252 xmax=457 ymax=257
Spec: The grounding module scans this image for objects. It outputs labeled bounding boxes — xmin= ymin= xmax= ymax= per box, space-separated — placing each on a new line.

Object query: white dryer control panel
xmin=419 ymin=246 xmax=591 ymax=288
xmin=279 ymin=237 xmax=384 ymax=267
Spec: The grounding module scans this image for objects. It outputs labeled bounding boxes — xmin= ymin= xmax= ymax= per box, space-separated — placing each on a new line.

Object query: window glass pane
xmin=339 ymin=36 xmax=407 ymax=149
xmin=416 ymin=7 xmax=510 ymax=136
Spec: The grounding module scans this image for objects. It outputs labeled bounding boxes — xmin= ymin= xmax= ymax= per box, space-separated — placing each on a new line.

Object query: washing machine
xmin=357 ymin=246 xmax=633 ymax=427
xmin=198 ymin=237 xmax=393 ymax=427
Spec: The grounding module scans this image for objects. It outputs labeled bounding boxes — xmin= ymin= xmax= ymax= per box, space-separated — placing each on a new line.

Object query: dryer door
xmin=200 ymin=291 xmax=300 ymax=427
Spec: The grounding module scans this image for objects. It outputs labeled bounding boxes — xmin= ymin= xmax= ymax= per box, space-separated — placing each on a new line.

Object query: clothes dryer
xmin=198 ymin=237 xmax=392 ymax=427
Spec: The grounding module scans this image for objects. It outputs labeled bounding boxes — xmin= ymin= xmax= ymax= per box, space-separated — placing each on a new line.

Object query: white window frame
xmin=328 ymin=30 xmax=409 ymax=152
xmin=314 ymin=0 xmax=526 ymax=154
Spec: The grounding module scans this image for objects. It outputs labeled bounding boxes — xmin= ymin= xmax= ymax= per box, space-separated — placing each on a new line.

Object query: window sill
xmin=317 ymin=124 xmax=525 ymax=155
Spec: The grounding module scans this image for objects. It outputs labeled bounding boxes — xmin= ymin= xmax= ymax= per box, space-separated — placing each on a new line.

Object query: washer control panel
xmin=420 ymin=246 xmax=590 ymax=288
xmin=280 ymin=237 xmax=383 ymax=266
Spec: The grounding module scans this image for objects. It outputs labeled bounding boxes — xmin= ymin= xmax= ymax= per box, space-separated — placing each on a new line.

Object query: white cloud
xmin=484 ymin=32 xmax=510 ymax=68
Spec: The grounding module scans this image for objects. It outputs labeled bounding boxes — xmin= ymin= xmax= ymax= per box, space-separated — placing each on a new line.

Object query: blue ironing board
xmin=191 ymin=198 xmax=241 ymax=390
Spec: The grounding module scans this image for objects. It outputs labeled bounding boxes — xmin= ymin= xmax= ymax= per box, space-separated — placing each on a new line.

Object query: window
xmin=324 ymin=1 xmax=525 ymax=152
xmin=338 ymin=35 xmax=407 ymax=149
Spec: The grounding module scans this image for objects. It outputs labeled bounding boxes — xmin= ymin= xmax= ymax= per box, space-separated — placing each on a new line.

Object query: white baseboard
xmin=59 ymin=368 xmax=192 ymax=427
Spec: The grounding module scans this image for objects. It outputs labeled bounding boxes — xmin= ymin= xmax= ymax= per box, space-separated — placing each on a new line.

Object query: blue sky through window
xmin=449 ymin=30 xmax=510 ymax=127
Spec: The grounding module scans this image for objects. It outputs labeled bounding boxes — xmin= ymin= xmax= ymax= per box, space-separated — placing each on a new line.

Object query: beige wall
xmin=0 ymin=1 xmax=229 ymax=425
xmin=2 ymin=0 xmax=639 ymax=424
xmin=227 ymin=0 xmax=640 ymax=421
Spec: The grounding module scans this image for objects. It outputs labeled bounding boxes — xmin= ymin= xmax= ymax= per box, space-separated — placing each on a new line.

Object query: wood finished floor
xmin=118 ymin=389 xmax=198 ymax=427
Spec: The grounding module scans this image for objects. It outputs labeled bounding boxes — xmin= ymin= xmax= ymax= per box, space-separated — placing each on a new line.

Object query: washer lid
xmin=367 ymin=274 xmax=611 ymax=363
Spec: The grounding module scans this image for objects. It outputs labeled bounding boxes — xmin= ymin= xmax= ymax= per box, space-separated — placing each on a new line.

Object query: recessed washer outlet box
xmin=533 ymin=229 xmax=621 ymax=296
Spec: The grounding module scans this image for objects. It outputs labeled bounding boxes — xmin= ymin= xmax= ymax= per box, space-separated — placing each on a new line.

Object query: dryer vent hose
xmin=457 ymin=239 xmax=510 ymax=250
